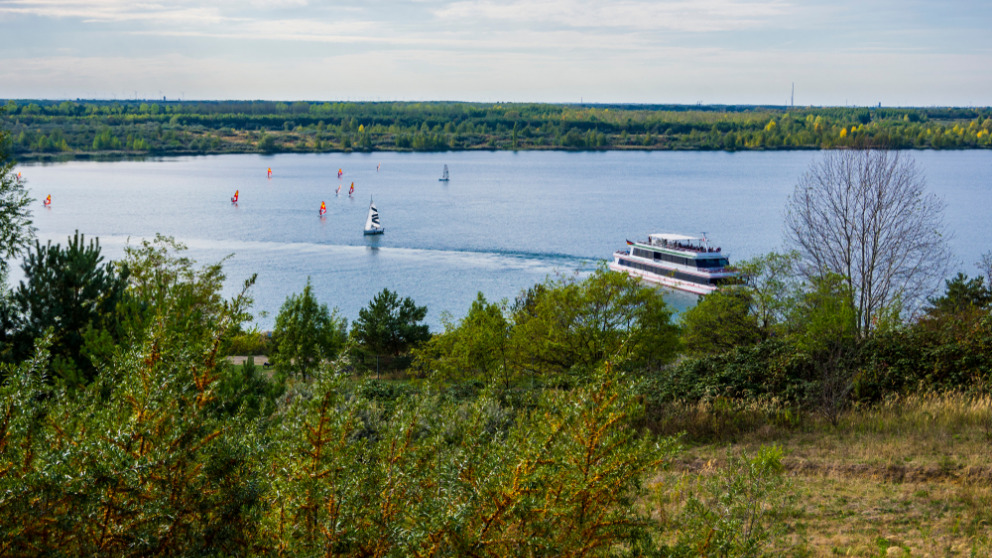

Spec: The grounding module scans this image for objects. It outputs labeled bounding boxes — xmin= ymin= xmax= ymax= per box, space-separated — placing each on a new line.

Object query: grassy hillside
xmin=651 ymin=393 xmax=992 ymax=556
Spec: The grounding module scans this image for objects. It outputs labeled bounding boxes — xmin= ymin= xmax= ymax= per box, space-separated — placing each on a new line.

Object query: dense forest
xmin=3 ymin=99 xmax=992 ymax=160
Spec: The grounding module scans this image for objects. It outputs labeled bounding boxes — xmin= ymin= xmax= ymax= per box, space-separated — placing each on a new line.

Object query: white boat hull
xmin=608 ymin=261 xmax=716 ymax=295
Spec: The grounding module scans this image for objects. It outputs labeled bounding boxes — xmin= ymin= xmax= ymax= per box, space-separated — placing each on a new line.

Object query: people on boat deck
xmin=656 ymin=239 xmax=720 ymax=253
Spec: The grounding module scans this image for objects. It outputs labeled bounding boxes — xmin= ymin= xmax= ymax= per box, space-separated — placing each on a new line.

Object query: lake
xmin=17 ymin=150 xmax=992 ymax=330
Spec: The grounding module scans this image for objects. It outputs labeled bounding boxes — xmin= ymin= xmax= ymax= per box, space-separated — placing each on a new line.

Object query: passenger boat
xmin=609 ymin=233 xmax=737 ymax=295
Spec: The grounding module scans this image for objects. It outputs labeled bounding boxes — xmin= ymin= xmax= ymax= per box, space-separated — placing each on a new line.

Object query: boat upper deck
xmin=635 ymin=233 xmax=724 ymax=258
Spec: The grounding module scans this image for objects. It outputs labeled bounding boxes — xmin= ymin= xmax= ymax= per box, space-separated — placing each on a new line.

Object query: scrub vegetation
xmin=2 ymin=116 xmax=992 ymax=556
xmin=3 ymin=99 xmax=991 ymax=160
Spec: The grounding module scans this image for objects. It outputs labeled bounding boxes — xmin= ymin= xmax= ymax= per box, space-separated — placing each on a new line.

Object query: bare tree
xmin=785 ymin=149 xmax=952 ymax=338
xmin=978 ymin=251 xmax=992 ymax=289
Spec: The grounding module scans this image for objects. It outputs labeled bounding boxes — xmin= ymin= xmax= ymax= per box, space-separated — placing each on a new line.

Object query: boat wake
xmin=57 ymin=234 xmax=597 ymax=275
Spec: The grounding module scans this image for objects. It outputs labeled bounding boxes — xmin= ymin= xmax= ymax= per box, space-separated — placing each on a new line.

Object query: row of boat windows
xmin=631 ymin=248 xmax=729 ymax=269
xmin=617 ymin=259 xmax=722 ymax=286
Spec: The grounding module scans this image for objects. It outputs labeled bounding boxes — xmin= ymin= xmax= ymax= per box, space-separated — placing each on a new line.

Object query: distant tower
xmin=791 ymin=83 xmax=794 ymax=107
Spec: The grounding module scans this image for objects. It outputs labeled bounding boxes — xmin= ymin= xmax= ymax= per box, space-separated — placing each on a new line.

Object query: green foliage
xmin=669 ymin=272 xmax=865 ymax=419
xmin=789 ymin=273 xmax=860 ymax=422
xmin=925 ymin=272 xmax=992 ymax=316
xmin=91 ymin=127 xmax=121 ymax=150
xmin=414 ymin=292 xmax=512 ymax=386
xmin=680 ymin=252 xmax=802 ymax=357
xmin=511 ymin=267 xmax=680 ymax=381
xmin=223 ymin=328 xmax=272 ymax=356
xmin=258 ymin=133 xmax=277 ymax=153
xmin=213 ymin=356 xmax=282 ymax=420
xmin=2 ymin=231 xmax=128 ymax=385
xmin=0 ymin=110 xmax=33 ymax=278
xmin=857 ymin=310 xmax=992 ymax=401
xmin=659 ymin=445 xmax=786 ymax=557
xmin=0 ymin=273 xmax=267 ymax=556
xmin=5 ymin=100 xmax=990 ymax=159
xmin=680 ymin=289 xmax=762 ymax=356
xmin=350 ymin=288 xmax=430 ymax=373
xmin=646 ymin=338 xmax=815 ymax=406
xmin=416 ymin=269 xmax=679 ymax=390
xmin=267 ymin=362 xmax=676 ymax=556
xmin=789 ymin=273 xmax=858 ymax=354
xmin=271 ymin=278 xmax=347 ymax=380
xmin=118 ymin=234 xmax=237 ymax=343
xmin=737 ymin=250 xmax=803 ymax=335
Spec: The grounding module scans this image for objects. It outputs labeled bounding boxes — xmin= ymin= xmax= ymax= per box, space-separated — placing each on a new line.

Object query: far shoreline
xmin=13 ymin=144 xmax=988 ymax=165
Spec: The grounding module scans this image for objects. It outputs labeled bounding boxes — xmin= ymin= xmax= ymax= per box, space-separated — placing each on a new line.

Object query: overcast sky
xmin=1 ymin=0 xmax=989 ymax=106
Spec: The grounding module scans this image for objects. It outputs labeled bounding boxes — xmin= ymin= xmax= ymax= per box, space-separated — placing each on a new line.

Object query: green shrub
xmin=224 ymin=329 xmax=271 ymax=355
xmin=656 ymin=445 xmax=787 ymax=557
xmin=644 ymin=338 xmax=816 ymax=407
xmin=857 ymin=311 xmax=992 ymax=401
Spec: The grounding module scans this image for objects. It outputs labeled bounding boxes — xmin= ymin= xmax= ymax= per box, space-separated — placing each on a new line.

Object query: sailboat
xmin=319 ymin=201 xmax=327 ymax=217
xmin=363 ymin=196 xmax=384 ymax=235
xmin=439 ymin=164 xmax=449 ymax=182
xmin=231 ymin=189 xmax=239 ymax=203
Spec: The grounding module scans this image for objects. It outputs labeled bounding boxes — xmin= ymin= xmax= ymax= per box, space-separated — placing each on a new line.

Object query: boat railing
xmin=644 ymin=239 xmax=721 ymax=253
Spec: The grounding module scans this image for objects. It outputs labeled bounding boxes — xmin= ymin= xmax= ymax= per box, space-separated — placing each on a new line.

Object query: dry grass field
xmin=649 ymin=392 xmax=992 ymax=556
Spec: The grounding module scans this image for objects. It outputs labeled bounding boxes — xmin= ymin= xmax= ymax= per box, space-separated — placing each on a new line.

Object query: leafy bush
xmin=857 ymin=311 xmax=992 ymax=401
xmin=271 ymin=278 xmax=347 ymax=380
xmin=0 ymin=286 xmax=267 ymax=556
xmin=2 ymin=231 xmax=129 ymax=385
xmin=644 ymin=338 xmax=816 ymax=407
xmin=266 ymin=363 xmax=676 ymax=556
xmin=223 ymin=329 xmax=272 ymax=356
xmin=655 ymin=445 xmax=787 ymax=557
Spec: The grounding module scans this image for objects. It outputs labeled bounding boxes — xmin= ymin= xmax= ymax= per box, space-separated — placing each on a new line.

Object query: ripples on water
xmin=19 ymin=150 xmax=992 ymax=330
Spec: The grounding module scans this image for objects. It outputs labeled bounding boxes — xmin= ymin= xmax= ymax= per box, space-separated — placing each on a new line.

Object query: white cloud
xmin=0 ymin=0 xmax=230 ymax=25
xmin=0 ymin=0 xmax=987 ymax=104
xmin=435 ymin=0 xmax=792 ymax=32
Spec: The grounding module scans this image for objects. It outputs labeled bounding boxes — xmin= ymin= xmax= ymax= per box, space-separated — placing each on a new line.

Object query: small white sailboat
xmin=439 ymin=164 xmax=449 ymax=182
xmin=363 ymin=196 xmax=384 ymax=235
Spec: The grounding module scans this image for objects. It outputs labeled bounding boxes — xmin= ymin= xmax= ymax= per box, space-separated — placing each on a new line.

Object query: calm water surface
xmin=18 ymin=150 xmax=992 ymax=330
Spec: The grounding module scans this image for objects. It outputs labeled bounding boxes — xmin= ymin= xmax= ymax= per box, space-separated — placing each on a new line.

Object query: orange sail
xmin=231 ymin=190 xmax=239 ymax=203
xmin=348 ymin=182 xmax=354 ymax=196
xmin=267 ymin=167 xmax=272 ymax=178
xmin=319 ymin=201 xmax=327 ymax=216
xmin=337 ymin=168 xmax=343 ymax=178
xmin=43 ymin=194 xmax=51 ymax=206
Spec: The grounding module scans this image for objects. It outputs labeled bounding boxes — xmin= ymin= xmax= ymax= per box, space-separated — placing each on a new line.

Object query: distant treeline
xmin=3 ymin=99 xmax=991 ymax=160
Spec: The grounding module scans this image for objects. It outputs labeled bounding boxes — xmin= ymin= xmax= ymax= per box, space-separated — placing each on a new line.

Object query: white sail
xmin=439 ymin=164 xmax=449 ymax=181
xmin=364 ymin=197 xmax=384 ymax=235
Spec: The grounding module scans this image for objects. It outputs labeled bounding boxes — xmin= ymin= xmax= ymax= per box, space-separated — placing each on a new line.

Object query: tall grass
xmin=648 ymin=390 xmax=992 ymax=447
xmin=842 ymin=391 xmax=992 ymax=437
